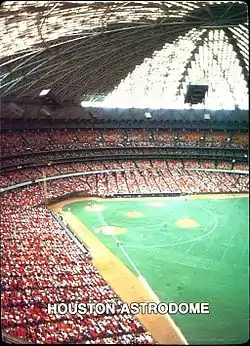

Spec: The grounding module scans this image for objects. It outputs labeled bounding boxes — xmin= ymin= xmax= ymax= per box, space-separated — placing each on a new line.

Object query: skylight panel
xmin=83 ymin=27 xmax=249 ymax=110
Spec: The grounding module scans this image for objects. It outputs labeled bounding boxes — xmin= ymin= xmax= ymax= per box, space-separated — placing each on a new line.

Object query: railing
xmin=0 ymin=168 xmax=248 ymax=195
xmin=2 ymin=144 xmax=247 ymax=160
xmin=0 ymin=168 xmax=127 ymax=193
xmin=2 ymin=331 xmax=31 ymax=344
xmin=51 ymin=211 xmax=89 ymax=254
xmin=189 ymin=168 xmax=249 ymax=174
xmin=1 ymin=146 xmax=248 ymax=170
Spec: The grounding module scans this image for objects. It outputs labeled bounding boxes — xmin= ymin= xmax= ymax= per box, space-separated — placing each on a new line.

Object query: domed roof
xmin=0 ymin=1 xmax=248 ymax=110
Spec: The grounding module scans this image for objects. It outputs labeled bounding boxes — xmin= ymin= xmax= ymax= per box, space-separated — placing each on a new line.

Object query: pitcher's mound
xmin=145 ymin=202 xmax=164 ymax=207
xmin=126 ymin=211 xmax=144 ymax=218
xmin=84 ymin=204 xmax=105 ymax=212
xmin=175 ymin=217 xmax=200 ymax=228
xmin=98 ymin=226 xmax=126 ymax=235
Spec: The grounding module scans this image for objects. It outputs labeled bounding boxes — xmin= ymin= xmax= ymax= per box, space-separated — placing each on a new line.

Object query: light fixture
xmin=39 ymin=89 xmax=50 ymax=96
xmin=144 ymin=112 xmax=152 ymax=119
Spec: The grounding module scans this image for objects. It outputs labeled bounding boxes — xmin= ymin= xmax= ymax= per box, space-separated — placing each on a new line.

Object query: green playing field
xmin=63 ymin=196 xmax=249 ymax=344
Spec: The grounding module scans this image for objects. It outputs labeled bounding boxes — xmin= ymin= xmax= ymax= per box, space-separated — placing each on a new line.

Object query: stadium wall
xmin=46 ymin=190 xmax=249 ymax=206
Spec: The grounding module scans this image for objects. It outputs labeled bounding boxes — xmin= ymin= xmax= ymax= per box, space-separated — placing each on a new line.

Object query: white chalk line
xmin=97 ymin=211 xmax=188 ymax=345
xmin=139 ymin=275 xmax=188 ymax=345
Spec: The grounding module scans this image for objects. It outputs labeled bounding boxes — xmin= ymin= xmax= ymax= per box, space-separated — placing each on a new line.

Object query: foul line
xmin=139 ymin=275 xmax=188 ymax=345
xmin=97 ymin=212 xmax=142 ymax=277
xmin=97 ymin=211 xmax=188 ymax=345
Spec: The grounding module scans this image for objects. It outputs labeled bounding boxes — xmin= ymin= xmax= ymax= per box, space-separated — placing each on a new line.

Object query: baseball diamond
xmin=50 ymin=194 xmax=249 ymax=344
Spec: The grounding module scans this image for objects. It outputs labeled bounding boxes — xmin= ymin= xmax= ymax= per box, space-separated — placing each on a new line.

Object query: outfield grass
xmin=63 ymin=196 xmax=249 ymax=344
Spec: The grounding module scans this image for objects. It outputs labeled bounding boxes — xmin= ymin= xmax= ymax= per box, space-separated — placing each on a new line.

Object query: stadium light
xmin=144 ymin=112 xmax=152 ymax=119
xmin=39 ymin=89 xmax=50 ymax=96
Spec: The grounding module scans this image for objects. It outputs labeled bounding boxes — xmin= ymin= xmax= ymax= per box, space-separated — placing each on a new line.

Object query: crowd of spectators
xmin=204 ymin=132 xmax=230 ymax=147
xmin=1 ymin=130 xmax=248 ymax=157
xmin=216 ymin=162 xmax=233 ymax=170
xmin=40 ymin=164 xmax=250 ymax=196
xmin=178 ymin=132 xmax=202 ymax=147
xmin=0 ymin=160 xmax=249 ymax=189
xmin=2 ymin=149 xmax=248 ymax=170
xmin=1 ymin=158 xmax=249 ymax=343
xmin=231 ymin=133 xmax=249 ymax=148
xmin=1 ymin=162 xmax=248 ymax=197
xmin=234 ymin=163 xmax=250 ymax=171
xmin=1 ymin=190 xmax=155 ymax=344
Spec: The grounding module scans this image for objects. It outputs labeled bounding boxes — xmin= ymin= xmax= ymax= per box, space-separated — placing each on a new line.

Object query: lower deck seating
xmin=1 ymin=198 xmax=155 ymax=344
xmin=1 ymin=161 xmax=248 ymax=343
